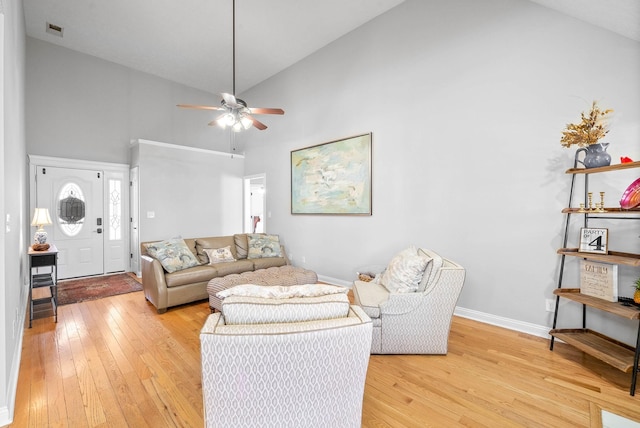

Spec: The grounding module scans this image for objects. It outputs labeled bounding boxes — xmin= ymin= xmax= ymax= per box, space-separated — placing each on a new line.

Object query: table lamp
xmin=31 ymin=208 xmax=52 ymax=245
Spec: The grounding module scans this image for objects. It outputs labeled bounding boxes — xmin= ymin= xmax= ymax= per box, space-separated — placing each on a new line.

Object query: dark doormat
xmin=57 ymin=273 xmax=142 ymax=305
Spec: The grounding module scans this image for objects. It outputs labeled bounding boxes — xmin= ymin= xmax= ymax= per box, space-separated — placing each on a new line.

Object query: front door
xmin=36 ymin=166 xmax=104 ymax=279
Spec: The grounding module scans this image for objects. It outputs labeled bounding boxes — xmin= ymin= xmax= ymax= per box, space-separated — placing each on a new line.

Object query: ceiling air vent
xmin=45 ymin=22 xmax=64 ymax=37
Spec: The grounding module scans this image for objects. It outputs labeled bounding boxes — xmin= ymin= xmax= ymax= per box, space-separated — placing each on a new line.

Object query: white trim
xmin=318 ymin=274 xmax=352 ymax=288
xmin=28 ymin=156 xmax=132 ymax=275
xmin=0 ymin=281 xmax=29 ymax=427
xmin=131 ymin=139 xmax=245 ymax=159
xmin=28 ymin=154 xmax=129 ymax=172
xmin=454 ymin=306 xmax=551 ymax=339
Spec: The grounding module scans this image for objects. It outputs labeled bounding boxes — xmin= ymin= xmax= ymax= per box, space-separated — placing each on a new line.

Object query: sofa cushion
xmin=219 ymin=284 xmax=350 ymax=325
xmin=165 ymin=265 xmax=219 ymax=288
xmin=203 ymin=246 xmax=236 ymax=264
xmin=352 ymin=280 xmax=388 ymax=319
xmin=144 ymin=237 xmax=201 ymax=273
xmin=218 ymin=283 xmax=348 ymax=299
xmin=247 ymin=234 xmax=282 ymax=258
xmin=380 ymin=246 xmax=430 ymax=293
xmin=252 ymin=257 xmax=287 ymax=270
xmin=233 ymin=234 xmax=249 ymax=259
xmin=211 ymin=259 xmax=254 ymax=277
xmin=196 ymin=236 xmax=237 ymax=263
xmin=222 ymin=294 xmax=351 ymax=325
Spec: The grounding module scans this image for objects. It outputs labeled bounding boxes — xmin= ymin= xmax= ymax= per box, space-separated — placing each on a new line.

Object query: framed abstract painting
xmin=291 ymin=133 xmax=372 ymax=215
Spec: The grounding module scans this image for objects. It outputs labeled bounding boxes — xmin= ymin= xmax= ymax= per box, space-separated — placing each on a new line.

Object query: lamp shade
xmin=31 ymin=208 xmax=52 ymax=227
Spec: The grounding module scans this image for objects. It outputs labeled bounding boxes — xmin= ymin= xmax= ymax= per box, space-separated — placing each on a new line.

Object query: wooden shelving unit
xmin=566 ymin=160 xmax=640 ymax=174
xmin=550 ymin=328 xmax=636 ymax=372
xmin=550 ymin=161 xmax=640 ymax=396
xmin=562 ymin=207 xmax=640 ymax=214
xmin=556 ymin=248 xmax=640 ymax=267
xmin=553 ymin=288 xmax=640 ymax=320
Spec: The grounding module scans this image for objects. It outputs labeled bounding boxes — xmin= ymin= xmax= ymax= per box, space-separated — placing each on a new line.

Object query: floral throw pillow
xmin=203 ymin=246 xmax=236 ymax=264
xmin=381 ymin=246 xmax=431 ymax=293
xmin=145 ymin=238 xmax=200 ymax=273
xmin=247 ymin=234 xmax=282 ymax=259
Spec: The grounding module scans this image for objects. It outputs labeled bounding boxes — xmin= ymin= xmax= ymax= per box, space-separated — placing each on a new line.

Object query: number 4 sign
xmin=579 ymin=228 xmax=608 ymax=254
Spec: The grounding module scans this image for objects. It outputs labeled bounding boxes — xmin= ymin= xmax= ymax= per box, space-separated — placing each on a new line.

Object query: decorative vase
xmin=576 ymin=143 xmax=611 ymax=169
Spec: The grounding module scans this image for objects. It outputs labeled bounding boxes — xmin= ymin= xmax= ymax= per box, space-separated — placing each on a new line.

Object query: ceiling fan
xmin=177 ymin=0 xmax=284 ymax=131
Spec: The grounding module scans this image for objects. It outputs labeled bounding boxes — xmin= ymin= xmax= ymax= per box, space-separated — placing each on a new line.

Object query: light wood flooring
xmin=9 ymin=290 xmax=640 ymax=427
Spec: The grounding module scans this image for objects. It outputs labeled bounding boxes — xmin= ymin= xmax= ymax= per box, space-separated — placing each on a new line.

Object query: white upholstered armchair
xmin=200 ymin=292 xmax=372 ymax=428
xmin=352 ymin=248 xmax=465 ymax=354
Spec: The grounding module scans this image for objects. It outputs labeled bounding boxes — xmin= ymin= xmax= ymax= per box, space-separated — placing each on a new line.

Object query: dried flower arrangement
xmin=560 ymin=101 xmax=613 ymax=148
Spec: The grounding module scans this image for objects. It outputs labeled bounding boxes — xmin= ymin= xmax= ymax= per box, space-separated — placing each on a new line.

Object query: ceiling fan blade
xmin=221 ymin=93 xmax=241 ymax=108
xmin=248 ymin=107 xmax=285 ymax=115
xmin=177 ymin=104 xmax=224 ymax=111
xmin=246 ymin=114 xmax=268 ymax=130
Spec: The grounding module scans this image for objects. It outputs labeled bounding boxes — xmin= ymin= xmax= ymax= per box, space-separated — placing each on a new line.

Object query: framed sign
xmin=291 ymin=133 xmax=372 ymax=215
xmin=579 ymin=228 xmax=608 ymax=254
xmin=580 ymin=260 xmax=618 ymax=302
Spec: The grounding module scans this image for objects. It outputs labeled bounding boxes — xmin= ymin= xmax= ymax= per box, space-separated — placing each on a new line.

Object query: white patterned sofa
xmin=200 ymin=285 xmax=372 ymax=428
xmin=352 ymin=247 xmax=465 ymax=354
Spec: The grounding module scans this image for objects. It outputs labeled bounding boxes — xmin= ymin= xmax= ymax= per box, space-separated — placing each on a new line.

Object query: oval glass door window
xmin=58 ymin=183 xmax=86 ymax=237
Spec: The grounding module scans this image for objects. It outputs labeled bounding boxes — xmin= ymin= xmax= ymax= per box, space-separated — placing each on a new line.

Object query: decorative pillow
xmin=247 ymin=234 xmax=282 ymax=259
xmin=417 ymin=248 xmax=442 ymax=292
xmin=144 ymin=238 xmax=200 ymax=273
xmin=203 ymin=246 xmax=236 ymax=264
xmin=381 ymin=246 xmax=430 ymax=293
xmin=217 ymin=283 xmax=348 ymax=299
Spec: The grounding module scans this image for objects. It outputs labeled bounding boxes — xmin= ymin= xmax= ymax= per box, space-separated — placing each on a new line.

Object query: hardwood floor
xmin=10 ymin=290 xmax=640 ymax=427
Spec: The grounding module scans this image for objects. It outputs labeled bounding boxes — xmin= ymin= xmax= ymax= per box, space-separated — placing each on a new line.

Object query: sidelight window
xmin=109 ymin=179 xmax=122 ymax=241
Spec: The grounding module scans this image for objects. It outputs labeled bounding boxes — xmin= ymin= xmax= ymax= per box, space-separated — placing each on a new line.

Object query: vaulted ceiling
xmin=23 ymin=0 xmax=640 ymax=95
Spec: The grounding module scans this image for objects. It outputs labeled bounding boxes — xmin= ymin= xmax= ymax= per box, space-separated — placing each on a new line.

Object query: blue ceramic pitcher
xmin=576 ymin=143 xmax=611 ymax=169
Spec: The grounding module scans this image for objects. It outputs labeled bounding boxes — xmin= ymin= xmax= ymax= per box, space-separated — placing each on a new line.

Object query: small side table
xmin=28 ymin=244 xmax=58 ymax=328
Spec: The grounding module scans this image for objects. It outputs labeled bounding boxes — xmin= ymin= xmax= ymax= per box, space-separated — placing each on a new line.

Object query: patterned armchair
xmin=200 ymin=294 xmax=372 ymax=428
xmin=352 ymin=248 xmax=465 ymax=354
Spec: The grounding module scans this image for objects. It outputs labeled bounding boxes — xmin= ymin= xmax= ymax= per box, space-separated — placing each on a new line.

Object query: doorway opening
xmin=244 ymin=174 xmax=266 ymax=234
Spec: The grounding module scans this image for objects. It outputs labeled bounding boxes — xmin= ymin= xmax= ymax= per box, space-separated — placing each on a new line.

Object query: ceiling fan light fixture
xmin=224 ymin=112 xmax=236 ymax=127
xmin=177 ymin=0 xmax=283 ymax=133
xmin=240 ymin=115 xmax=253 ymax=130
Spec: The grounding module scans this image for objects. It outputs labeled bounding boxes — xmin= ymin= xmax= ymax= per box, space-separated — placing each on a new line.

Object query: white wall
xmin=25 ymin=37 xmax=234 ymax=164
xmin=0 ymin=0 xmax=27 ymax=424
xmin=132 ymin=140 xmax=244 ymax=243
xmin=238 ymin=0 xmax=640 ymax=342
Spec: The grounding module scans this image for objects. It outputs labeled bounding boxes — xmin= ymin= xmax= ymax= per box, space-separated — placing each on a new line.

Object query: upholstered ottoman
xmin=206 ymin=265 xmax=318 ymax=312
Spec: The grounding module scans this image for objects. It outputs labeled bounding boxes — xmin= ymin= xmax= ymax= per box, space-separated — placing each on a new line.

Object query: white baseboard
xmin=454 ymin=306 xmax=551 ymax=339
xmin=0 ymin=406 xmax=10 ymax=427
xmin=0 ymin=283 xmax=30 ymax=426
xmin=318 ymin=275 xmax=352 ymax=288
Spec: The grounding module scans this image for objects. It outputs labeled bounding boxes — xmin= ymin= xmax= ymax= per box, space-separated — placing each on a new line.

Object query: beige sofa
xmin=141 ymin=234 xmax=289 ymax=313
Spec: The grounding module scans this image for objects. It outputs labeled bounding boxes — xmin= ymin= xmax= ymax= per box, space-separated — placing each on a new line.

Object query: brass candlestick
xmin=598 ymin=191 xmax=606 ymax=212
